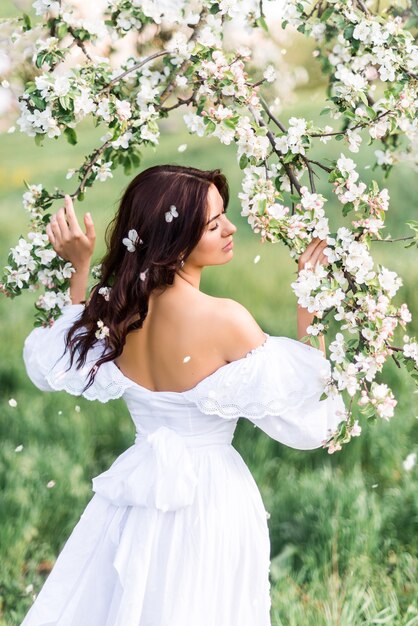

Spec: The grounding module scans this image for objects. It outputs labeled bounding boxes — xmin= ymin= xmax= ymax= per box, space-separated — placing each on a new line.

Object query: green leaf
xmin=308 ymin=335 xmax=321 ymax=349
xmin=239 ymin=154 xmax=248 ymax=170
xmin=22 ymin=13 xmax=31 ymax=31
xmin=405 ymin=220 xmax=418 ymax=234
xmin=343 ymin=25 xmax=354 ymax=40
xmin=371 ymin=180 xmax=379 ymax=195
xmin=131 ymin=153 xmax=141 ymax=168
xmin=35 ymin=53 xmax=47 ymax=69
xmin=358 ymin=91 xmax=369 ymax=106
xmin=64 ymin=127 xmax=78 ymax=145
xmin=204 ymin=119 xmax=216 ymax=135
xmin=31 ymin=96 xmax=46 ymax=110
xmin=258 ymin=198 xmax=267 ymax=214
xmin=365 ymin=105 xmax=377 ymax=120
xmin=320 ymin=7 xmax=334 ymax=22
xmin=34 ymin=133 xmax=45 ymax=147
xmin=320 ymin=108 xmax=331 ymax=116
xmin=59 ymin=95 xmax=72 ymax=111
xmin=223 ymin=118 xmax=236 ymax=130
xmin=77 ymin=191 xmax=85 ymax=202
xmin=274 ymin=176 xmax=282 ymax=191
xmin=342 ymin=202 xmax=354 ymax=217
xmin=256 ymin=15 xmax=269 ymax=32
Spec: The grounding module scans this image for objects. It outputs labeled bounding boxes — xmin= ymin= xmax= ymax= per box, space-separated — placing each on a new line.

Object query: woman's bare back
xmin=114 ymin=283 xmax=265 ymax=393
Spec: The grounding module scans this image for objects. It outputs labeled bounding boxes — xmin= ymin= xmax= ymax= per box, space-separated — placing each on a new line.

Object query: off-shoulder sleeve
xmin=182 ymin=334 xmax=346 ymax=450
xmin=22 ymin=304 xmax=133 ymax=402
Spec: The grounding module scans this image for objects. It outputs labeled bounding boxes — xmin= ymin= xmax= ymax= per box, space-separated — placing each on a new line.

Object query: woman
xmin=21 ymin=164 xmax=345 ymax=626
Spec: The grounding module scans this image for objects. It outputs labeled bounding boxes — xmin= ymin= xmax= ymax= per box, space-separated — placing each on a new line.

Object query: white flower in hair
xmin=98 ymin=286 xmax=111 ymax=301
xmin=122 ymin=229 xmax=143 ymax=252
xmin=165 ymin=205 xmax=178 ymax=222
xmin=139 ymin=268 xmax=149 ymax=282
xmin=95 ymin=319 xmax=110 ymax=340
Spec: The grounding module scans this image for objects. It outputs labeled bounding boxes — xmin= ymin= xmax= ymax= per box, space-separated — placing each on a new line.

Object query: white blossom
xmin=93 ymin=160 xmax=113 ymax=182
xmin=263 ymin=65 xmax=276 ymax=83
xmin=329 ymin=333 xmax=346 ymax=364
xmin=378 ymin=266 xmax=402 ymax=297
xmin=33 ymin=0 xmax=60 ymax=17
xmin=403 ymin=452 xmax=417 ymax=471
xmin=95 ymin=320 xmax=110 ymax=340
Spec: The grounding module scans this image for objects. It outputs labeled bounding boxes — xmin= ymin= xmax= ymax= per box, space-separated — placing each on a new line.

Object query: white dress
xmin=21 ymin=303 xmax=346 ymax=626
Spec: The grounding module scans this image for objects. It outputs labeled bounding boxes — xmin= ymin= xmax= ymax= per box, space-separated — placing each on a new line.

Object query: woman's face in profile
xmin=186 ymin=183 xmax=237 ymax=269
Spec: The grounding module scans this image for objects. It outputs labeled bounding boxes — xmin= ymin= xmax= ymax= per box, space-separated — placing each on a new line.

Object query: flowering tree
xmin=0 ymin=0 xmax=417 ymax=452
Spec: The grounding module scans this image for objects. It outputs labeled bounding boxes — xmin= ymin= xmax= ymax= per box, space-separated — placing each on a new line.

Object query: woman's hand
xmin=298 ymin=237 xmax=330 ymax=273
xmin=46 ymin=195 xmax=96 ymax=271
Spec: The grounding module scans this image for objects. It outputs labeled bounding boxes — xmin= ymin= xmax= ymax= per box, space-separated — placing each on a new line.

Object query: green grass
xmin=0 ymin=99 xmax=417 ymax=624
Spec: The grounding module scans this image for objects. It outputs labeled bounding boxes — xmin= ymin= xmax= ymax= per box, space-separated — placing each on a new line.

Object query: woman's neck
xmin=174 ymin=265 xmax=202 ymax=290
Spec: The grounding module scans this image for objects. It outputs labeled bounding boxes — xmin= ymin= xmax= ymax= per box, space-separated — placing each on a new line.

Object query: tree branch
xmin=371 ymin=235 xmax=415 ymax=243
xmin=259 ymin=96 xmax=286 ymax=132
xmin=159 ymin=6 xmax=208 ymax=105
xmin=100 ymin=50 xmax=171 ymax=94
xmin=356 ymin=0 xmax=371 ymax=15
xmin=251 ymin=109 xmax=302 ymax=194
xmin=309 ymin=110 xmax=392 ymax=139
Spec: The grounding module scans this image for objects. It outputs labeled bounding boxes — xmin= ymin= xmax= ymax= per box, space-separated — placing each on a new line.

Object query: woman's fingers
xmin=83 ymin=212 xmax=96 ymax=243
xmin=299 ymin=238 xmax=329 ymax=271
xmin=55 ymin=206 xmax=71 ymax=240
xmin=49 ymin=214 xmax=63 ymax=241
xmin=45 ymin=223 xmax=56 ymax=246
xmin=310 ymin=240 xmax=327 ymax=267
xmin=64 ymin=194 xmax=81 ymax=233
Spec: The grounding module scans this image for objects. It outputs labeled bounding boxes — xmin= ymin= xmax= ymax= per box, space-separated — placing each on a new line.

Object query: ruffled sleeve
xmin=22 ymin=303 xmax=133 ymax=403
xmin=182 ymin=334 xmax=346 ymax=450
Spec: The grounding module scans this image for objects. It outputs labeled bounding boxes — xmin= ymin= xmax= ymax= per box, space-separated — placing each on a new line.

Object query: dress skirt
xmin=20 ymin=444 xmax=272 ymax=626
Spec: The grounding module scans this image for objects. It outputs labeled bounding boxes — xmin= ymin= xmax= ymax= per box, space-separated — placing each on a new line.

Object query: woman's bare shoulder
xmin=208 ymin=296 xmax=267 ymax=362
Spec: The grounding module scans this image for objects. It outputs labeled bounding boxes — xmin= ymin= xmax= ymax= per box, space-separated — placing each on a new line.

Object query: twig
xmin=356 ymin=0 xmax=370 ymax=15
xmin=160 ymin=93 xmax=198 ymax=112
xmin=303 ymin=156 xmax=317 ymax=193
xmin=258 ymin=121 xmax=302 ymax=193
xmin=72 ymin=139 xmax=114 ymax=198
xmin=100 ymin=50 xmax=171 ymax=94
xmin=259 ymin=96 xmax=286 ymax=132
xmin=306 ymin=158 xmax=333 ymax=173
xmin=343 ymin=270 xmax=358 ymax=294
xmin=306 ymin=1 xmax=323 ymax=19
xmin=251 ymin=100 xmax=302 ymax=193
xmin=67 ymin=26 xmax=95 ymax=63
xmin=159 ymin=6 xmax=208 ymax=105
xmin=371 ymin=235 xmax=415 ymax=243
xmin=383 ymin=342 xmax=405 ymax=353
xmin=309 ymin=110 xmax=392 ymax=139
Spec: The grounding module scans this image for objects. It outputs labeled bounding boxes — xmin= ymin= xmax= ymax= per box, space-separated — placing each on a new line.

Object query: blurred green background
xmin=0 ymin=2 xmax=417 ymax=624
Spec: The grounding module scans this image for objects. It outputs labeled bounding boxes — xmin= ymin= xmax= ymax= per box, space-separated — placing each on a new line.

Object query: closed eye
xmin=209 ymin=209 xmax=227 ymax=231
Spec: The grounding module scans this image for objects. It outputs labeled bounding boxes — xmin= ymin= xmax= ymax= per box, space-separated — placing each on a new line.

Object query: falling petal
xmin=8 ymin=398 xmax=17 ymax=407
xmin=177 ymin=144 xmax=187 ymax=152
xmin=183 ymin=355 xmax=191 ymax=363
xmin=15 ymin=444 xmax=23 ymax=452
xmin=46 ymin=480 xmax=56 ymax=488
xmin=254 ymin=255 xmax=261 ymax=264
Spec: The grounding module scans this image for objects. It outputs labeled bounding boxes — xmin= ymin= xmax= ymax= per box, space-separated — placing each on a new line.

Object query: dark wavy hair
xmin=63 ymin=164 xmax=229 ymax=393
